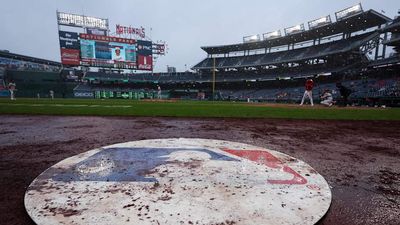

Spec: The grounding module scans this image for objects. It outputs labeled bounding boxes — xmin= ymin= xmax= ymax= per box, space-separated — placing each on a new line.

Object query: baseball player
xmin=336 ymin=82 xmax=352 ymax=106
xmin=157 ymin=85 xmax=162 ymax=99
xmin=300 ymin=78 xmax=314 ymax=106
xmin=8 ymin=81 xmax=16 ymax=100
xmin=113 ymin=47 xmax=123 ymax=61
xmin=320 ymin=89 xmax=333 ymax=107
xmin=49 ymin=90 xmax=54 ymax=99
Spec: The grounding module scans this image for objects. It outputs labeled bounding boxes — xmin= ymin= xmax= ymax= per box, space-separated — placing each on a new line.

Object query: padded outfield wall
xmin=5 ymin=70 xmax=76 ymax=98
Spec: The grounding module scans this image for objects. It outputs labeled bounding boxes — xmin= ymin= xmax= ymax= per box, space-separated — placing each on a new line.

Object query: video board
xmin=79 ymin=34 xmax=137 ymax=69
xmin=58 ymin=30 xmax=154 ymax=70
xmin=57 ymin=11 xmax=162 ymax=70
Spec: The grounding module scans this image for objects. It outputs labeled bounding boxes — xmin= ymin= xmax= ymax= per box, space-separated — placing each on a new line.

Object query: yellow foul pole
xmin=212 ymin=57 xmax=216 ymax=100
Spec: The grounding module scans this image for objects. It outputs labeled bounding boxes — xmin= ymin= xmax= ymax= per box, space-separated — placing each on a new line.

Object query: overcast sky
xmin=0 ymin=0 xmax=399 ymax=72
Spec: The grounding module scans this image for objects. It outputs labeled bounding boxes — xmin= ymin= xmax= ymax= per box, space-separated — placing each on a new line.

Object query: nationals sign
xmin=116 ymin=24 xmax=146 ymax=39
xmin=25 ymin=139 xmax=331 ymax=225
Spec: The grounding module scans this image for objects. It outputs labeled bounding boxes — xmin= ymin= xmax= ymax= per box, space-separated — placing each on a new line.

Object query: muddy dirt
xmin=0 ymin=115 xmax=399 ymax=225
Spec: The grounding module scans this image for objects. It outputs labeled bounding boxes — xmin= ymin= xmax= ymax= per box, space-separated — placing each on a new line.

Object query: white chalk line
xmin=0 ymin=103 xmax=132 ymax=108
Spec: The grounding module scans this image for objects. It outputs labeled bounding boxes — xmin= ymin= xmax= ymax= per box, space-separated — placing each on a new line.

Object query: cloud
xmin=0 ymin=0 xmax=398 ymax=72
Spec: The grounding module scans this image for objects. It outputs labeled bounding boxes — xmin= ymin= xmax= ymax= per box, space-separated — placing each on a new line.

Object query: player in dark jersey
xmin=300 ymin=78 xmax=314 ymax=106
xmin=336 ymin=82 xmax=352 ymax=106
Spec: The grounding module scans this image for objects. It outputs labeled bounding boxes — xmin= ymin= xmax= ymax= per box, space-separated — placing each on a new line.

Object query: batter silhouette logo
xmin=25 ymin=139 xmax=331 ymax=225
xmin=51 ymin=148 xmax=239 ymax=183
xmin=222 ymin=148 xmax=308 ymax=185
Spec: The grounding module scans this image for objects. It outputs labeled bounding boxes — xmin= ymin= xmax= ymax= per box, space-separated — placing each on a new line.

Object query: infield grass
xmin=0 ymin=98 xmax=399 ymax=120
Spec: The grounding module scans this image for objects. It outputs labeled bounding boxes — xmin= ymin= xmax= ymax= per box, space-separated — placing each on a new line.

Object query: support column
xmin=374 ymin=25 xmax=382 ymax=60
xmin=382 ymin=32 xmax=388 ymax=59
xmin=374 ymin=37 xmax=381 ymax=60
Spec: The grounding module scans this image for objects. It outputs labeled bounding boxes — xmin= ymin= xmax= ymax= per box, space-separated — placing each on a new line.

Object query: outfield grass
xmin=0 ymin=98 xmax=399 ymax=120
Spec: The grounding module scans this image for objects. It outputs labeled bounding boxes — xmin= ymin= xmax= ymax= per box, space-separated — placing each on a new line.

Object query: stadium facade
xmin=1 ymin=4 xmax=400 ymax=106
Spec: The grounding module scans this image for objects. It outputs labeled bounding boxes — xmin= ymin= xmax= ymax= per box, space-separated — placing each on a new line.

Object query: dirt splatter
xmin=0 ymin=115 xmax=399 ymax=225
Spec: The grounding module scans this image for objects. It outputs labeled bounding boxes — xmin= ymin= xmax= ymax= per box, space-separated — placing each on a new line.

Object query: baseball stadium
xmin=0 ymin=1 xmax=399 ymax=225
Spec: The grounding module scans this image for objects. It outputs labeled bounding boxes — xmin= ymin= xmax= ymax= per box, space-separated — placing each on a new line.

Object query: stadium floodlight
xmin=335 ymin=3 xmax=363 ymax=21
xmin=284 ymin=24 xmax=305 ymax=36
xmin=308 ymin=15 xmax=332 ymax=29
xmin=243 ymin=34 xmax=261 ymax=43
xmin=263 ymin=30 xmax=282 ymax=40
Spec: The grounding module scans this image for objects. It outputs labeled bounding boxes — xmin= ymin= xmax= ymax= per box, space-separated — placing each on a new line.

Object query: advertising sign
xmin=57 ymin=12 xmax=108 ymax=30
xmin=136 ymin=40 xmax=153 ymax=70
xmin=59 ymin=31 xmax=80 ymax=49
xmin=86 ymin=28 xmax=107 ymax=36
xmin=152 ymin=43 xmax=166 ymax=55
xmin=116 ymin=24 xmax=145 ymax=39
xmin=137 ymin=55 xmax=152 ymax=70
xmin=74 ymin=91 xmax=94 ymax=98
xmin=60 ymin=48 xmax=80 ymax=66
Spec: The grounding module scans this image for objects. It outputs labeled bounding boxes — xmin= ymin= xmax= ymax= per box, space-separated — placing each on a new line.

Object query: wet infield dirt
xmin=0 ymin=115 xmax=399 ymax=225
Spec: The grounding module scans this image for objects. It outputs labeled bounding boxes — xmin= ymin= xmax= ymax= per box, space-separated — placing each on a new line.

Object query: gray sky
xmin=0 ymin=0 xmax=399 ymax=72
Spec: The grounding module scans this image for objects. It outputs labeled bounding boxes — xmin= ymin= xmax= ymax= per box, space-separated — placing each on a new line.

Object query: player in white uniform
xmin=157 ymin=85 xmax=162 ymax=99
xmin=49 ymin=90 xmax=54 ymax=99
xmin=320 ymin=90 xmax=333 ymax=107
xmin=114 ymin=47 xmax=123 ymax=61
xmin=8 ymin=81 xmax=16 ymax=100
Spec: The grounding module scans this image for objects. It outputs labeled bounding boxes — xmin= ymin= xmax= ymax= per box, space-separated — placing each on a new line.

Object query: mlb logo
xmin=25 ymin=139 xmax=331 ymax=225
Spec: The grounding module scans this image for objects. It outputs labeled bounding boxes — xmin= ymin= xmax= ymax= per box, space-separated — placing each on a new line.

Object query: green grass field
xmin=0 ymin=98 xmax=399 ymax=120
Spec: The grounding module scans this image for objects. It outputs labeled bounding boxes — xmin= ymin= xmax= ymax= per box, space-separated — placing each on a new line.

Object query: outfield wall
xmin=5 ymin=70 xmax=76 ymax=98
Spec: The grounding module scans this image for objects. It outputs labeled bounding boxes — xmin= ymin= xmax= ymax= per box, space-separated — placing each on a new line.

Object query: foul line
xmin=0 ymin=103 xmax=132 ymax=108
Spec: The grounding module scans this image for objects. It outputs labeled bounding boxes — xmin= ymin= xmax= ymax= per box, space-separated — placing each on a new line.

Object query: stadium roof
xmin=194 ymin=32 xmax=378 ymax=70
xmin=0 ymin=50 xmax=62 ymax=67
xmin=382 ymin=17 xmax=400 ymax=32
xmin=201 ymin=10 xmax=391 ymax=55
xmin=384 ymin=36 xmax=400 ymax=47
xmin=382 ymin=18 xmax=400 ymax=47
xmin=368 ymin=56 xmax=400 ymax=67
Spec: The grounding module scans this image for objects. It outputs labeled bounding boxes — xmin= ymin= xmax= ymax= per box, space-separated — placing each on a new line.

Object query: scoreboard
xmin=57 ymin=11 xmax=166 ymax=71
xmin=59 ymin=32 xmax=153 ymax=70
xmin=58 ymin=32 xmax=152 ymax=70
xmin=79 ymin=34 xmax=137 ymax=69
